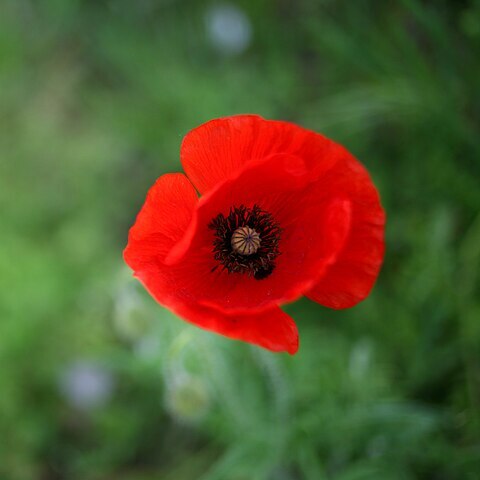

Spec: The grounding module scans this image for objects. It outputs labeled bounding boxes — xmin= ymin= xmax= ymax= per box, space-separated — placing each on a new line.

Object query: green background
xmin=1 ymin=0 xmax=479 ymax=478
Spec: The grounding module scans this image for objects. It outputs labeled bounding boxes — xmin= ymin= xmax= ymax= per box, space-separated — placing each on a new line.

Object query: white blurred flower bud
xmin=164 ymin=371 xmax=210 ymax=423
xmin=205 ymin=3 xmax=252 ymax=56
xmin=59 ymin=361 xmax=114 ymax=411
xmin=114 ymin=283 xmax=153 ymax=342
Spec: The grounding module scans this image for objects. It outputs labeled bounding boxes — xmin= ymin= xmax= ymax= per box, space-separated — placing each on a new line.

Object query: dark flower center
xmin=208 ymin=204 xmax=281 ymax=280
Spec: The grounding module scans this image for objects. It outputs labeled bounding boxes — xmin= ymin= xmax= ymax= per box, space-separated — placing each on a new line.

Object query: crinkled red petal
xmin=139 ymin=276 xmax=298 ymax=354
xmin=173 ymin=303 xmax=299 ymax=355
xmin=305 ymin=152 xmax=385 ymax=309
xmin=181 ymin=115 xmax=341 ymax=194
xmin=123 ymin=173 xmax=198 ymax=270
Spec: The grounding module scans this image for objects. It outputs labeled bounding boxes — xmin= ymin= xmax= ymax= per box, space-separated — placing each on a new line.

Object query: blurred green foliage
xmin=1 ymin=0 xmax=480 ymax=478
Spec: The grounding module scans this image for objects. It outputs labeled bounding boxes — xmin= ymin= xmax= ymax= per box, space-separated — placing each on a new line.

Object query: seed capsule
xmin=231 ymin=226 xmax=261 ymax=255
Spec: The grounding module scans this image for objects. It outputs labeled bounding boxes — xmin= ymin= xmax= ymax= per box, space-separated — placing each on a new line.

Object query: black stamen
xmin=208 ymin=205 xmax=281 ymax=280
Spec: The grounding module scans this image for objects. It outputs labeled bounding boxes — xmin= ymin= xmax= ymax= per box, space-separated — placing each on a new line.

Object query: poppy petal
xmin=130 ymin=263 xmax=298 ymax=354
xmin=181 ymin=115 xmax=340 ymax=193
xmin=306 ymin=153 xmax=385 ymax=309
xmin=171 ymin=302 xmax=299 ymax=354
xmin=123 ymin=173 xmax=198 ymax=270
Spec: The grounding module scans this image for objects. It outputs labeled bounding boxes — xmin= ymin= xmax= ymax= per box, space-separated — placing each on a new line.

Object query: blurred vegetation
xmin=1 ymin=0 xmax=480 ymax=479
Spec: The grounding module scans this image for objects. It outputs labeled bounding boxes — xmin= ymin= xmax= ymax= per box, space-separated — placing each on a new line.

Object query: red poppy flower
xmin=124 ymin=115 xmax=385 ymax=355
